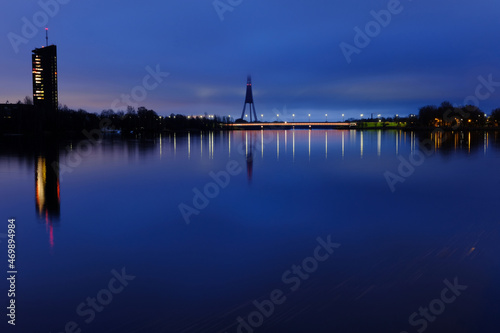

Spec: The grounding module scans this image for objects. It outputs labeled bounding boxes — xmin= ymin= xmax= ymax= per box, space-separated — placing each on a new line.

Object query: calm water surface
xmin=1 ymin=129 xmax=499 ymax=333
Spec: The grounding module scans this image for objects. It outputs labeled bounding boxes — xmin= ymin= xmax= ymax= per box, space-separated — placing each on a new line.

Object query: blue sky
xmin=1 ymin=0 xmax=500 ymax=121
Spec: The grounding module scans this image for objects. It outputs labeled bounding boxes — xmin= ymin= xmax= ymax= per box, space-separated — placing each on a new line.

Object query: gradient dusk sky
xmin=1 ymin=0 xmax=499 ymax=121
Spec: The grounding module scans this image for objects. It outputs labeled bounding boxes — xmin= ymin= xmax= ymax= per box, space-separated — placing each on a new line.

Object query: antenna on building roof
xmin=45 ymin=28 xmax=48 ymax=46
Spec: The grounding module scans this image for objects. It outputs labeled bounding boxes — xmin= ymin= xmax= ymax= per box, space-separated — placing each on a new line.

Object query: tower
xmin=32 ymin=42 xmax=58 ymax=128
xmin=241 ymin=76 xmax=258 ymax=122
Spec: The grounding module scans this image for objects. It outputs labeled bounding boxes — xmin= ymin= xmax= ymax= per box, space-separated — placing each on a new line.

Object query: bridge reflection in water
xmin=166 ymin=130 xmax=425 ymax=160
xmin=167 ymin=129 xmax=496 ymax=161
xmin=162 ymin=129 xmax=497 ymax=189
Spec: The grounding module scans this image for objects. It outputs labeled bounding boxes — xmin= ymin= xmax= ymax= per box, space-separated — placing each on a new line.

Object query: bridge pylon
xmin=240 ymin=75 xmax=258 ymax=122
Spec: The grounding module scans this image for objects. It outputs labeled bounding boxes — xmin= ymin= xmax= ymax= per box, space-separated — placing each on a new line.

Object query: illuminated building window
xmin=32 ymin=45 xmax=58 ymax=112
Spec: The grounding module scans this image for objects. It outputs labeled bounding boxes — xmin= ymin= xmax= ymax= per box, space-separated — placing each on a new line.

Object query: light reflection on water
xmin=0 ymin=130 xmax=499 ymax=333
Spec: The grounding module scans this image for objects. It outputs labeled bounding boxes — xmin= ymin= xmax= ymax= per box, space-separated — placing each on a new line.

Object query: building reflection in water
xmin=35 ymin=141 xmax=60 ymax=248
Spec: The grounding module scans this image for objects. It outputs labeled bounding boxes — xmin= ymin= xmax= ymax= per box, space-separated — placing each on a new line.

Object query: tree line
xmin=2 ymin=98 xmax=500 ymax=135
xmin=416 ymin=101 xmax=500 ymax=128
xmin=0 ymin=99 xmax=224 ymax=135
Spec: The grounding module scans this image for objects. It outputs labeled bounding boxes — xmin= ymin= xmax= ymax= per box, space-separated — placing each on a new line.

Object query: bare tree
xmin=23 ymin=96 xmax=33 ymax=105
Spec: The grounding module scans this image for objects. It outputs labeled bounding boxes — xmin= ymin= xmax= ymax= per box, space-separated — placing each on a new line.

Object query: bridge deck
xmin=226 ymin=122 xmax=356 ymax=128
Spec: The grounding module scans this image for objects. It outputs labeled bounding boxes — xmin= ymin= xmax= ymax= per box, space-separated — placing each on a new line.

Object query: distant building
xmin=32 ymin=45 xmax=58 ymax=114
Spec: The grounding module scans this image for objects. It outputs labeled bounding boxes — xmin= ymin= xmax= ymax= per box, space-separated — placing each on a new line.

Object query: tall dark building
xmin=32 ymin=45 xmax=58 ymax=115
